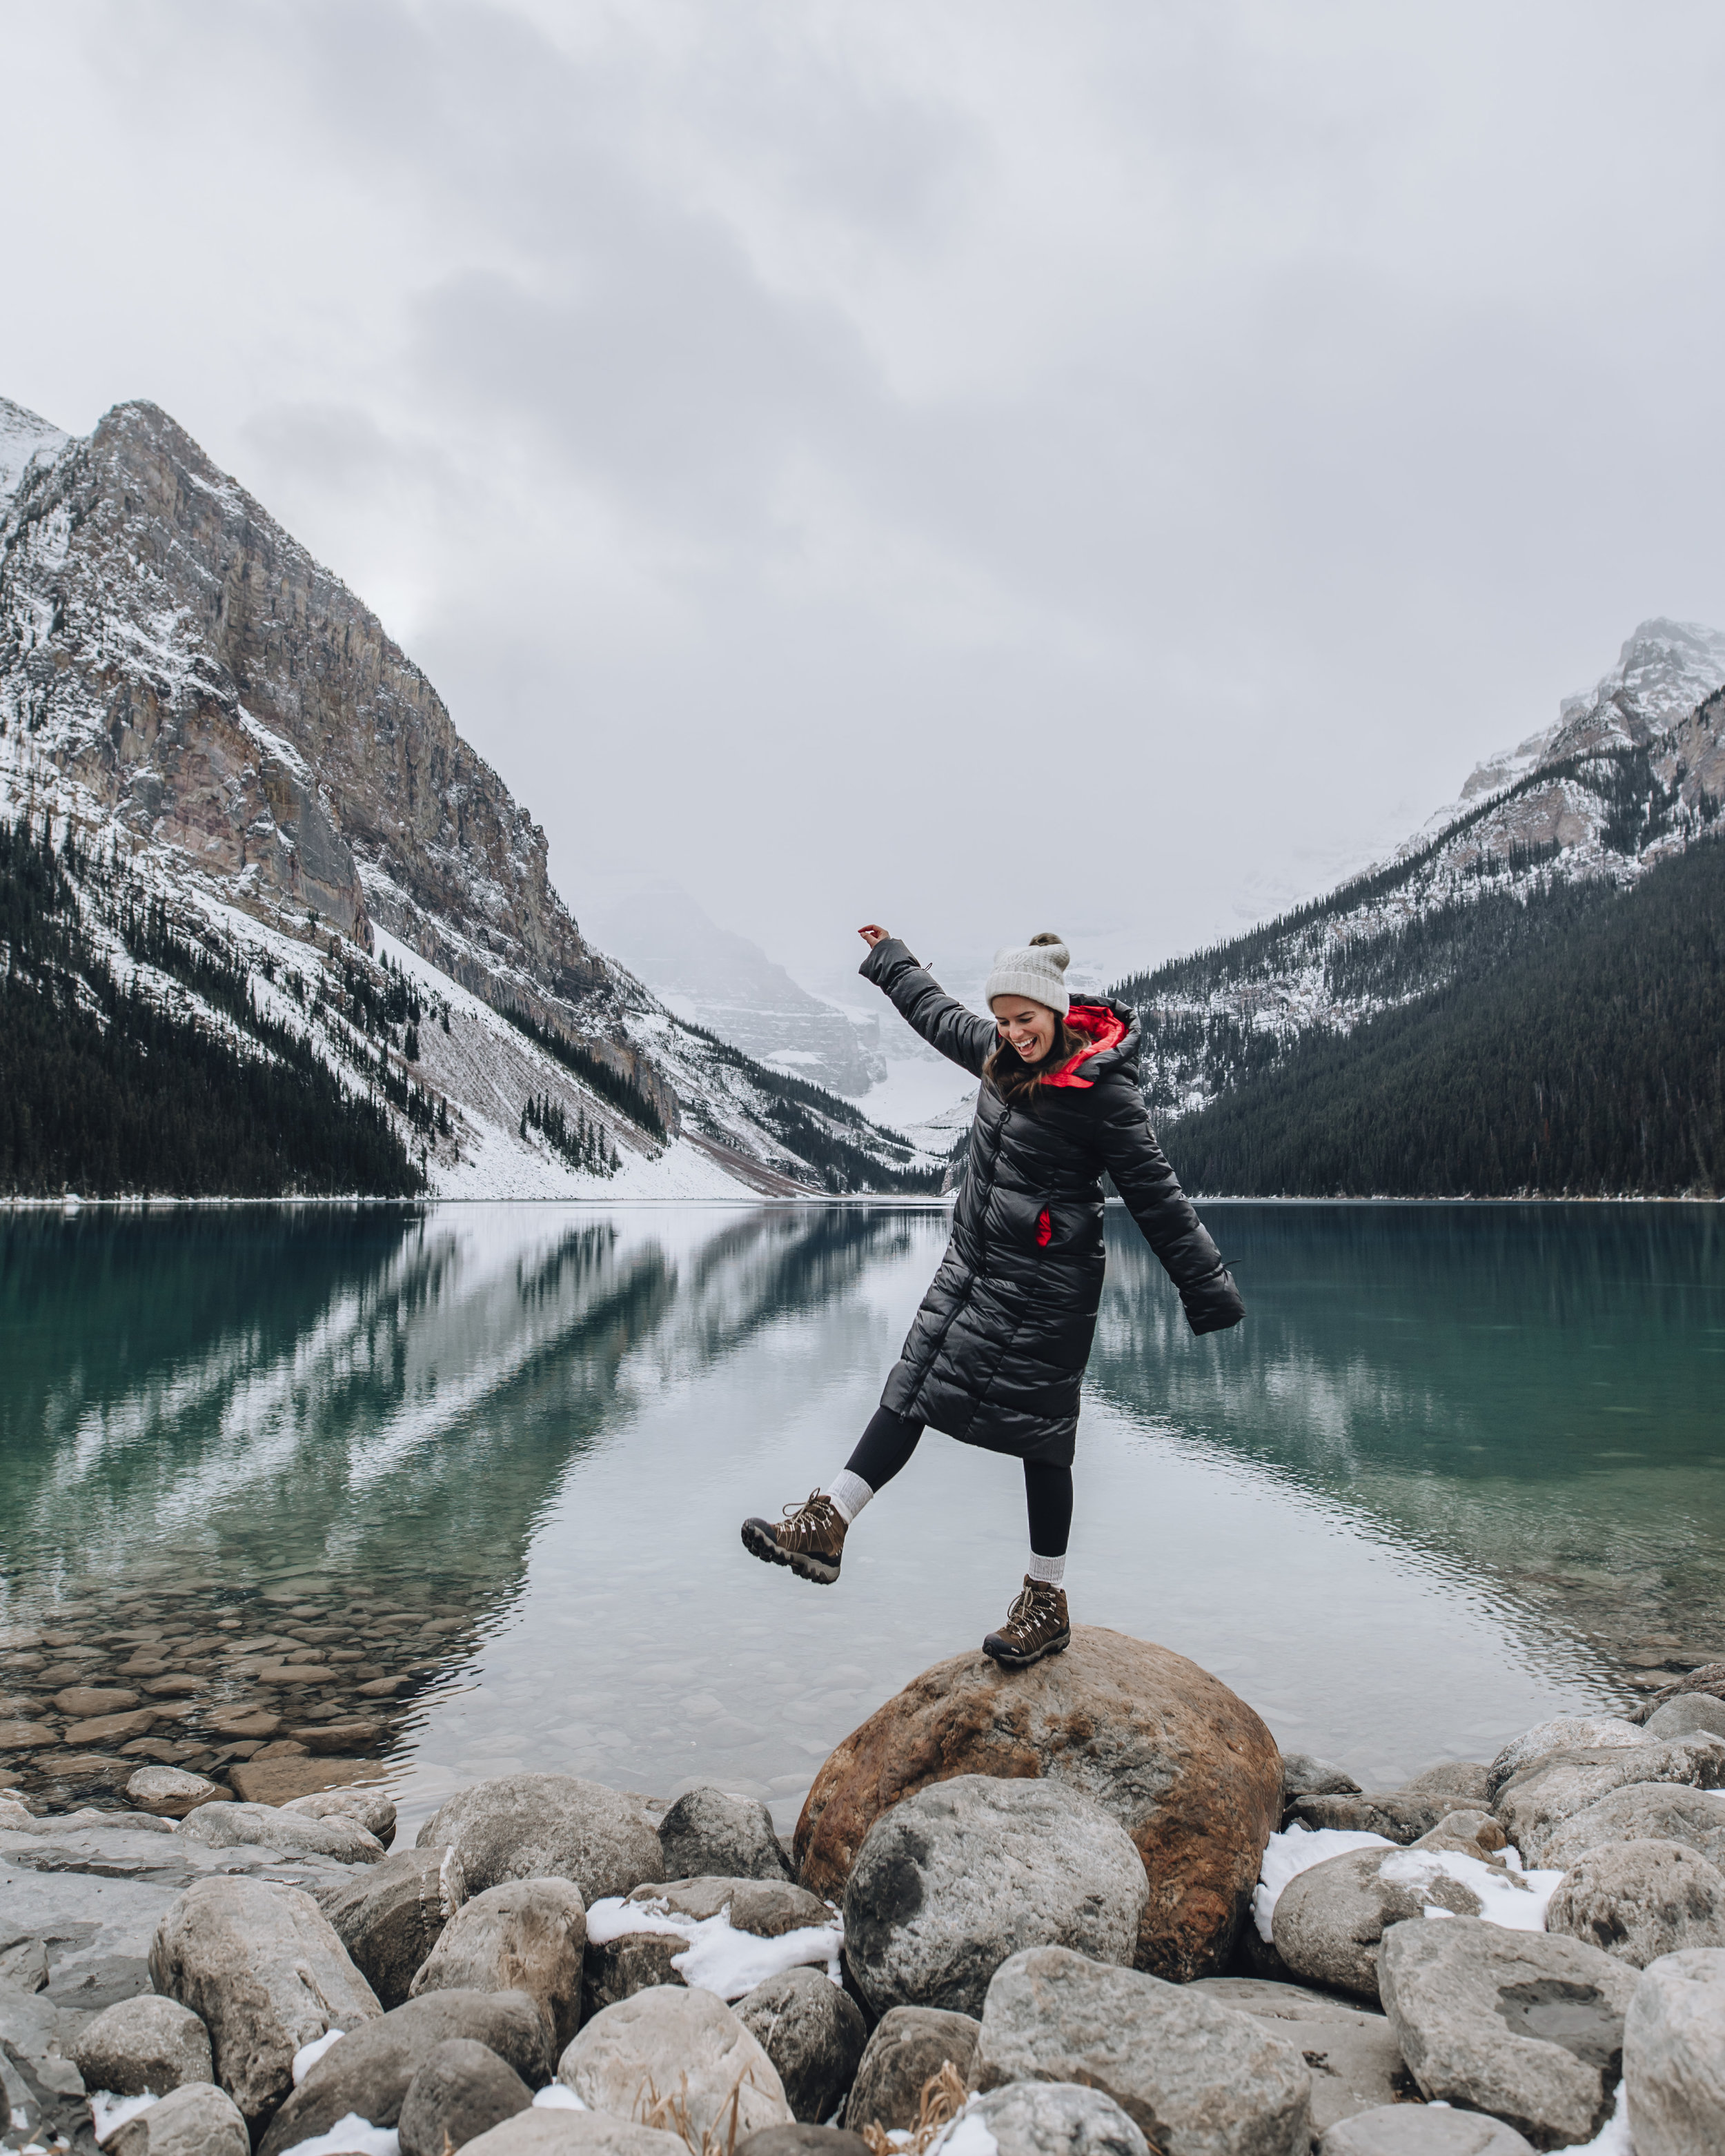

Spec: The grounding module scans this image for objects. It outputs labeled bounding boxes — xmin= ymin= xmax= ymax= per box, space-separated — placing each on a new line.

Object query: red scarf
xmin=1041 ymin=1002 xmax=1127 ymax=1089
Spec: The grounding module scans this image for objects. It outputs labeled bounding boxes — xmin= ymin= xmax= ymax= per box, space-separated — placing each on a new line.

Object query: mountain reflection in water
xmin=1 ymin=1200 xmax=1720 ymax=1819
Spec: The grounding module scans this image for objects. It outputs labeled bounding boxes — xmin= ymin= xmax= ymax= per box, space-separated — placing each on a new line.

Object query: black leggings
xmin=845 ymin=1405 xmax=1074 ymax=1558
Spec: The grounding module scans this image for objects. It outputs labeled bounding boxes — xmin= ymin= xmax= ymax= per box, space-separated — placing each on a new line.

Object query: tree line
xmin=1159 ymin=833 xmax=1725 ymax=1196
xmin=1 ymin=813 xmax=424 ymax=1198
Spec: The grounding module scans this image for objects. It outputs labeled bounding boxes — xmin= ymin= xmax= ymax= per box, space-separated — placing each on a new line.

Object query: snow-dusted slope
xmin=0 ymin=396 xmax=66 ymax=504
xmin=1117 ymin=619 xmax=1725 ymax=1120
xmin=0 ymin=395 xmax=943 ymax=1198
xmin=586 ymin=880 xmax=885 ymax=1098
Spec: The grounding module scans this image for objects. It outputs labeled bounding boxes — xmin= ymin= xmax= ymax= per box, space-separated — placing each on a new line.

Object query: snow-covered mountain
xmin=1116 ymin=619 xmax=1725 ymax=1119
xmin=585 ymin=881 xmax=885 ymax=1098
xmin=0 ymin=395 xmax=942 ymax=1198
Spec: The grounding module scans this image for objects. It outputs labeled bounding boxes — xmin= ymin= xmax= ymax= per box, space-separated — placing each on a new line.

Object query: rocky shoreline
xmin=5 ymin=1630 xmax=1725 ymax=2156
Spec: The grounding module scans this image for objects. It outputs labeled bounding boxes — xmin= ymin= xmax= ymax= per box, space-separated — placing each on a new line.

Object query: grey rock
xmin=969 ymin=1945 xmax=1311 ymax=2156
xmin=583 ymin=1877 xmax=836 ymax=2017
xmin=1546 ymin=1839 xmax=1725 ymax=1967
xmin=4 ymin=1810 xmax=177 ymax=1839
xmin=417 ymin=1777 xmax=662 ymax=1903
xmin=1285 ymin=1794 xmax=1453 ymax=1845
xmin=737 ymin=2131 xmax=870 ymax=2156
xmin=411 ymin=1879 xmax=587 ymax=2054
xmin=0 ymin=1935 xmax=49 ymax=1992
xmin=1494 ymin=1737 xmax=1725 ymax=1862
xmin=0 ymin=1977 xmax=93 ymax=2152
xmin=1414 ymin=1812 xmax=1507 ymax=1853
xmin=179 ymin=1801 xmax=386 ymax=1866
xmin=1187 ymin=1977 xmax=1386 ymax=2021
xmin=1537 ymin=1783 xmax=1725 ymax=1873
xmin=736 ymin=1967 xmax=867 ymax=2126
xmin=844 ymin=2007 xmax=979 ymax=2133
xmin=1485 ymin=1717 xmax=1649 ymax=1803
xmin=107 ymin=2082 xmax=250 ymax=2156
xmin=949 ymin=2082 xmax=1150 ymax=2156
xmin=660 ymin=1788 xmax=794 ymax=1883
xmin=1273 ymin=1845 xmax=1538 ymax=2004
xmin=1272 ymin=1850 xmax=1430 ymax=2001
xmin=1 ymin=1825 xmax=363 ymax=2006
xmin=631 ymin=1876 xmax=830 ymax=1933
xmin=1189 ymin=1979 xmax=1415 ymax=2134
xmin=457 ymin=2113 xmax=688 ymax=2156
xmin=557 ymin=1985 xmax=791 ymax=2142
xmin=1623 ymin=1945 xmax=1725 ymax=2156
xmin=148 ymin=1876 xmax=382 ymax=2128
xmin=125 ymin=1770 xmax=223 ymax=1821
xmin=842 ymin=1775 xmax=1147 ymax=2019
xmin=580 ymin=1933 xmax=683 ymax=2021
xmin=1378 ymin=1915 xmax=1639 ymax=2149
xmin=72 ymin=1994 xmax=213 ymax=2097
xmin=1280 ymin=1755 xmax=1361 ymax=1801
xmin=1318 ymin=2108 xmax=1535 ymax=2155
xmin=1400 ymin=1762 xmax=1492 ymax=1806
xmin=1644 ymin=1695 xmax=1725 ymax=1742
xmin=286 ymin=1788 xmax=398 ymax=1846
xmin=317 ymin=1846 xmax=469 ymax=2009
xmin=258 ymin=1990 xmax=553 ymax=2156
xmin=0 ymin=1853 xmax=177 ymax=2011
xmin=397 ymin=2037 xmax=533 ymax=2156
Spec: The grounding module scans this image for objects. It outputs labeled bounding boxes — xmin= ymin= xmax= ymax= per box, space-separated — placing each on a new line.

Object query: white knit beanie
xmin=984 ymin=931 xmax=1071 ymax=1017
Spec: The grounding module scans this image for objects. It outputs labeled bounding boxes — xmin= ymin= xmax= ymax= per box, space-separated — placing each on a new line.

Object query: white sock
xmin=1028 ymin=1551 xmax=1066 ymax=1587
xmin=825 ymin=1470 xmax=874 ymax=1525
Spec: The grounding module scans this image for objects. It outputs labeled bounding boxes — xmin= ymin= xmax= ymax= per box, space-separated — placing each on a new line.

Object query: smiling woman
xmin=741 ymin=921 xmax=1243 ymax=1667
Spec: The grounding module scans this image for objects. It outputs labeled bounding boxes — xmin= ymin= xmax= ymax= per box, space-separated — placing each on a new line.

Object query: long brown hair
xmin=985 ymin=1018 xmax=1090 ymax=1105
xmin=983 ymin=930 xmax=1087 ymax=1105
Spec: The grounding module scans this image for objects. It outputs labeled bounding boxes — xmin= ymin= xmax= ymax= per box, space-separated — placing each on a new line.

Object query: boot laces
xmin=778 ymin=1491 xmax=838 ymax=1549
xmin=1001 ymin=1580 xmax=1056 ymax=1640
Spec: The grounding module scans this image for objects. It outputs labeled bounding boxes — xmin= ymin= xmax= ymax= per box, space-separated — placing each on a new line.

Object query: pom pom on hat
xmin=985 ymin=932 xmax=1071 ymax=1016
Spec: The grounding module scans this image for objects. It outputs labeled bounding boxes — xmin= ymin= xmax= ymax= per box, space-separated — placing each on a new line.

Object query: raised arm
xmin=1091 ymin=1070 xmax=1244 ymax=1335
xmin=858 ymin=931 xmax=996 ymax=1077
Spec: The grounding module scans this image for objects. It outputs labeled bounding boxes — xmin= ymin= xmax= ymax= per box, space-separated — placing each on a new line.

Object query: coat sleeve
xmin=1091 ymin=1071 xmax=1245 ymax=1335
xmin=859 ymin=937 xmax=996 ymax=1077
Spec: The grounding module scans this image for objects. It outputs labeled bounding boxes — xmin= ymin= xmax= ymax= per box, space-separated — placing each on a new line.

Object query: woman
xmin=742 ymin=927 xmax=1244 ymax=1668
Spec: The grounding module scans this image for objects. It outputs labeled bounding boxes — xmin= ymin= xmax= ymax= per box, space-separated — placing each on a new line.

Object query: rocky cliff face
xmin=0 ymin=397 xmax=674 ymax=1112
xmin=1433 ymin=618 xmax=1725 ymax=850
xmin=0 ymin=394 xmax=941 ymax=1198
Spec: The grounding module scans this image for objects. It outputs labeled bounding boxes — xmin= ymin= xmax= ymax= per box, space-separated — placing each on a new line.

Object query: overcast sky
xmin=6 ymin=0 xmax=1724 ymax=995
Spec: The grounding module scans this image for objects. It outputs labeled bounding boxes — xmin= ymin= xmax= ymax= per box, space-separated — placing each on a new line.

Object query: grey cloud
xmin=6 ymin=0 xmax=1725 ymax=989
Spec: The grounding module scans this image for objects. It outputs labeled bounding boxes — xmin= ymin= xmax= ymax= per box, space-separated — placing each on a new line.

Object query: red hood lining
xmin=1042 ymin=1002 xmax=1127 ymax=1088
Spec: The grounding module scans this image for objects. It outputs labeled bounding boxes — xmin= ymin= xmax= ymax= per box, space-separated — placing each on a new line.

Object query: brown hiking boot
xmin=741 ymin=1491 xmax=847 ymax=1585
xmin=983 ymin=1576 xmax=1071 ymax=1668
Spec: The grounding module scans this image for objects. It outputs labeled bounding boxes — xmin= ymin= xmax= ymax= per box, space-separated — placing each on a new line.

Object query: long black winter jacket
xmin=862 ymin=936 xmax=1244 ymax=1465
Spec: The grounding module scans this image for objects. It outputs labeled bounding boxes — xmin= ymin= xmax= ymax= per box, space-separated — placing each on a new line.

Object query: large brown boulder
xmin=793 ymin=1626 xmax=1280 ymax=1982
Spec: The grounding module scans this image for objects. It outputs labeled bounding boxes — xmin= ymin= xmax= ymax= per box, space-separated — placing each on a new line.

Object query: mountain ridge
xmin=1114 ymin=617 xmax=1725 ymax=1131
xmin=0 ymin=394 xmax=941 ymax=1199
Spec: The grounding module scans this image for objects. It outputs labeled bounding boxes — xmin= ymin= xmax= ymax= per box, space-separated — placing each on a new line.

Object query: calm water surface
xmin=2 ymin=1201 xmax=1722 ymax=1834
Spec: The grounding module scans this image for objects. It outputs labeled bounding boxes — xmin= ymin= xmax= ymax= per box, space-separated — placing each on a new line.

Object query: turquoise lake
xmin=2 ymin=1201 xmax=1722 ymax=1837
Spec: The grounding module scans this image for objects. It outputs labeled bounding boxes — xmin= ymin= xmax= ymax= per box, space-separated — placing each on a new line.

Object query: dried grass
xmin=633 ymin=2065 xmax=759 ymax=2156
xmin=858 ymin=2061 xmax=971 ymax=2156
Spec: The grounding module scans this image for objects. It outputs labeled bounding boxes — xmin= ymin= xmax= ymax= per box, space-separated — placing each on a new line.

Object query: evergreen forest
xmin=1160 ymin=833 xmax=1725 ymax=1196
xmin=0 ymin=814 xmax=424 ymax=1198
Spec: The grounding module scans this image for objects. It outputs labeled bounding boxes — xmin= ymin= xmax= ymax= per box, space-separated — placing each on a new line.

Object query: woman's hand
xmin=858 ymin=924 xmax=891 ymax=948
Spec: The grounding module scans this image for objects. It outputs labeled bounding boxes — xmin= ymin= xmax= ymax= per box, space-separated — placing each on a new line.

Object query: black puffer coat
xmin=862 ymin=936 xmax=1244 ymax=1465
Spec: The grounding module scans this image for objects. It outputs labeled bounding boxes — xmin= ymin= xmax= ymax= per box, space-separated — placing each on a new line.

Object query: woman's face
xmin=991 ymin=997 xmax=1058 ymax=1065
